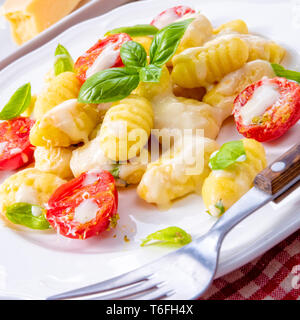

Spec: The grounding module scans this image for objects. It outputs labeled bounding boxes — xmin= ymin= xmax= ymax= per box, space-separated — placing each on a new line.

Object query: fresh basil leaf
xmin=214 ymin=200 xmax=225 ymax=216
xmin=141 ymin=226 xmax=192 ymax=247
xmin=6 ymin=203 xmax=50 ymax=230
xmin=106 ymin=24 xmax=158 ymax=37
xmin=139 ymin=64 xmax=162 ymax=82
xmin=209 ymin=140 xmax=247 ymax=170
xmin=120 ymin=41 xmax=147 ymax=68
xmin=207 ymin=200 xmax=225 ymax=217
xmin=54 ymin=44 xmax=74 ymax=76
xmin=149 ymin=18 xmax=194 ymax=67
xmin=271 ymin=63 xmax=300 ymax=83
xmin=0 ymin=83 xmax=31 ymax=120
xmin=109 ymin=165 xmax=120 ymax=179
xmin=78 ymin=67 xmax=140 ymax=103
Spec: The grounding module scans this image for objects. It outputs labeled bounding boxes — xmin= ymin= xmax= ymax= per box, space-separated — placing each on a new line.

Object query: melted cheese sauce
xmin=31 ymin=206 xmax=42 ymax=217
xmin=240 ymin=83 xmax=280 ymax=125
xmin=10 ymin=147 xmax=22 ymax=155
xmin=0 ymin=142 xmax=8 ymax=154
xmin=15 ymin=185 xmax=39 ymax=205
xmin=70 ymin=137 xmax=114 ymax=177
xmin=74 ymin=199 xmax=99 ymax=224
xmin=104 ymin=119 xmax=127 ymax=138
xmin=45 ymin=99 xmax=88 ymax=142
xmin=152 ymin=10 xmax=179 ymax=29
xmin=86 ymin=42 xmax=120 ymax=78
xmin=82 ymin=169 xmax=102 ymax=186
xmin=152 ymin=95 xmax=221 ymax=140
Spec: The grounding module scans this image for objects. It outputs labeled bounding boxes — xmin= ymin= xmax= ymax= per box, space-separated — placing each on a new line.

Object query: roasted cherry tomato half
xmin=150 ymin=5 xmax=196 ymax=29
xmin=74 ymin=33 xmax=132 ymax=83
xmin=46 ymin=170 xmax=118 ymax=240
xmin=0 ymin=117 xmax=35 ymax=170
xmin=233 ymin=77 xmax=300 ymax=142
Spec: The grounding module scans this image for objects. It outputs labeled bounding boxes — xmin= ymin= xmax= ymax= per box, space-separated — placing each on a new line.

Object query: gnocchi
xmin=34 ymin=146 xmax=74 ymax=179
xmin=0 ymin=168 xmax=66 ymax=216
xmin=203 ymin=59 xmax=276 ymax=119
xmin=70 ymin=136 xmax=149 ymax=185
xmin=33 ymin=72 xmax=81 ymax=119
xmin=202 ymin=139 xmax=267 ymax=216
xmin=30 ymin=99 xmax=100 ymax=147
xmin=99 ymin=95 xmax=154 ymax=161
xmin=172 ymin=36 xmax=249 ymax=88
xmin=137 ymin=137 xmax=219 ymax=208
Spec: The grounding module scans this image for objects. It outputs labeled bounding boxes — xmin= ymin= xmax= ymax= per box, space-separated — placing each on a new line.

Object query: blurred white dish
xmin=0 ymin=0 xmax=132 ymax=70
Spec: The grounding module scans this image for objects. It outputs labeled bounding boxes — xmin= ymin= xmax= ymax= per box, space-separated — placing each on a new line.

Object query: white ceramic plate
xmin=0 ymin=0 xmax=299 ymax=300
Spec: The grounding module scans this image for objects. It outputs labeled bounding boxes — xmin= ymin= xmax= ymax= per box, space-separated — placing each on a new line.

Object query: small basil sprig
xmin=141 ymin=226 xmax=192 ymax=247
xmin=120 ymin=41 xmax=147 ymax=69
xmin=54 ymin=44 xmax=74 ymax=76
xmin=271 ymin=63 xmax=300 ymax=83
xmin=207 ymin=200 xmax=225 ymax=217
xmin=109 ymin=165 xmax=120 ymax=179
xmin=105 ymin=24 xmax=159 ymax=37
xmin=78 ymin=67 xmax=140 ymax=104
xmin=0 ymin=83 xmax=31 ymax=120
xmin=149 ymin=18 xmax=194 ymax=66
xmin=78 ymin=19 xmax=194 ymax=104
xmin=5 ymin=203 xmax=50 ymax=230
xmin=139 ymin=64 xmax=162 ymax=82
xmin=209 ymin=140 xmax=247 ymax=170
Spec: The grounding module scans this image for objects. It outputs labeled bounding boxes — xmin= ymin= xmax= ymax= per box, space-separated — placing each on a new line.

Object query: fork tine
xmin=47 ymin=271 xmax=154 ymax=300
xmin=134 ymin=288 xmax=175 ymax=300
xmin=90 ymin=280 xmax=165 ymax=300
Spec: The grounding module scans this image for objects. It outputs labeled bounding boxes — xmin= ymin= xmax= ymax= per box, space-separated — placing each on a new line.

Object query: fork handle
xmin=254 ymin=143 xmax=300 ymax=195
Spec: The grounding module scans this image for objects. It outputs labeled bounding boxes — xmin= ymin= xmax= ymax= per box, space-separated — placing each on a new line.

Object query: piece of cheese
xmin=1 ymin=0 xmax=82 ymax=45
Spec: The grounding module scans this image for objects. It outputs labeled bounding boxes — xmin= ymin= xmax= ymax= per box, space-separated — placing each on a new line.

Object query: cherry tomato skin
xmin=0 ymin=117 xmax=35 ymax=170
xmin=150 ymin=6 xmax=196 ymax=28
xmin=46 ymin=170 xmax=118 ymax=240
xmin=233 ymin=77 xmax=300 ymax=142
xmin=74 ymin=33 xmax=132 ymax=83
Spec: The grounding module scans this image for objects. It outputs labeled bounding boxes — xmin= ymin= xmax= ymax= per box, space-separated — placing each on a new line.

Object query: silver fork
xmin=47 ymin=143 xmax=300 ymax=300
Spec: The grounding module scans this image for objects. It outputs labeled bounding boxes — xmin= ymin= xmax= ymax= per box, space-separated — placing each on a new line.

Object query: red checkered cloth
xmin=201 ymin=230 xmax=300 ymax=300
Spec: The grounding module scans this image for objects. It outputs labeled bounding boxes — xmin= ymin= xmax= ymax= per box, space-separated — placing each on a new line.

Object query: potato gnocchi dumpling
xmin=118 ymin=154 xmax=149 ymax=185
xmin=99 ymin=95 xmax=154 ymax=161
xmin=137 ymin=137 xmax=219 ymax=208
xmin=202 ymin=139 xmax=267 ymax=216
xmin=33 ymin=72 xmax=81 ymax=119
xmin=134 ymin=66 xmax=171 ymax=100
xmin=136 ymin=66 xmax=223 ymax=140
xmin=241 ymin=34 xmax=285 ymax=64
xmin=203 ymin=59 xmax=276 ymax=119
xmin=213 ymin=19 xmax=249 ymax=35
xmin=132 ymin=36 xmax=152 ymax=54
xmin=172 ymin=37 xmax=249 ymax=88
xmin=70 ymin=136 xmax=112 ymax=177
xmin=177 ymin=14 xmax=213 ymax=54
xmin=34 ymin=146 xmax=73 ymax=180
xmin=154 ymin=96 xmax=221 ymax=140
xmin=30 ymin=99 xmax=100 ymax=147
xmin=0 ymin=168 xmax=66 ymax=216
xmin=70 ymin=137 xmax=149 ymax=186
